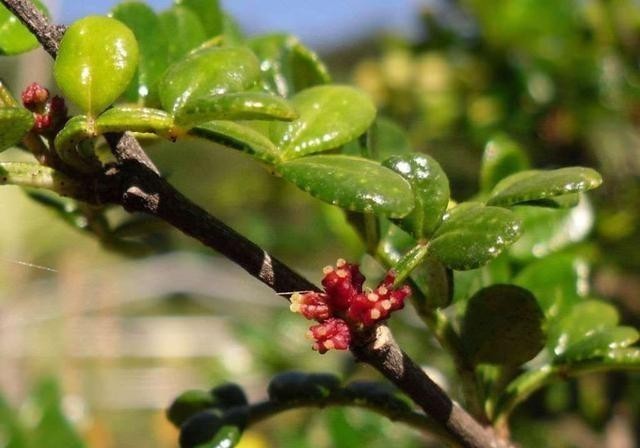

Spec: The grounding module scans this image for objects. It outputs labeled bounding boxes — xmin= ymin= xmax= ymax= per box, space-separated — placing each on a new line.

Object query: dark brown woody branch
xmin=1 ymin=1 xmax=513 ymax=446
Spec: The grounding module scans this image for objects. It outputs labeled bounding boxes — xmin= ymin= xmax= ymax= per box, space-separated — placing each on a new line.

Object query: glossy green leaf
xmin=0 ymin=107 xmax=33 ymax=151
xmin=383 ymin=153 xmax=450 ymax=238
xmin=480 ymin=135 xmax=529 ymax=193
xmin=342 ymin=117 xmax=412 ymax=161
xmin=96 ymin=106 xmax=176 ymax=139
xmin=514 ymin=252 xmax=589 ymax=321
xmin=392 ymin=242 xmax=429 ymax=286
xmin=54 ymin=115 xmax=101 ymax=172
xmin=249 ymin=33 xmax=330 ymax=97
xmin=557 ymin=327 xmax=639 ymax=363
xmin=462 ymin=285 xmax=545 ymax=365
xmin=175 ymin=92 xmax=297 ymax=127
xmin=508 ymin=197 xmax=594 ymax=261
xmin=159 ymin=5 xmax=206 ymax=61
xmin=272 ymin=85 xmax=376 ymax=159
xmin=429 ymin=203 xmax=523 ymax=270
xmin=159 ymin=46 xmax=261 ymax=114
xmin=191 ymin=121 xmax=281 ymax=164
xmin=54 ymin=16 xmax=139 ymax=116
xmin=0 ymin=0 xmax=48 ymax=55
xmin=547 ymin=300 xmax=630 ymax=363
xmin=0 ymin=162 xmax=85 ymax=197
xmin=167 ymin=389 xmax=214 ymax=427
xmin=487 ymin=167 xmax=602 ymax=207
xmin=176 ymin=0 xmax=223 ymax=37
xmin=278 ymin=155 xmax=414 ymax=217
xmin=200 ymin=425 xmax=242 ymax=448
xmin=111 ymin=1 xmax=169 ymax=104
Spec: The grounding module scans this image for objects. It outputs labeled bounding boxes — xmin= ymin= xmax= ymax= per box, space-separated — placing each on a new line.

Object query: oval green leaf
xmin=0 ymin=1 xmax=49 ymax=55
xmin=342 ymin=117 xmax=412 ymax=161
xmin=429 ymin=202 xmax=522 ymax=270
xmin=176 ymin=0 xmax=223 ymax=37
xmin=0 ymin=107 xmax=33 ymax=152
xmin=275 ymin=85 xmax=376 ymax=159
xmin=191 ymin=121 xmax=281 ymax=164
xmin=175 ymin=91 xmax=297 ymax=127
xmin=158 ymin=5 xmax=206 ymax=61
xmin=557 ymin=327 xmax=639 ymax=364
xmin=158 ymin=46 xmax=261 ymax=114
xmin=54 ymin=16 xmax=139 ymax=116
xmin=461 ymin=284 xmax=545 ymax=365
xmin=383 ymin=153 xmax=450 ymax=238
xmin=249 ymin=33 xmax=330 ymax=97
xmin=167 ymin=389 xmax=214 ymax=427
xmin=487 ymin=167 xmax=603 ymax=207
xmin=278 ymin=155 xmax=414 ymax=217
xmin=111 ymin=1 xmax=169 ymax=105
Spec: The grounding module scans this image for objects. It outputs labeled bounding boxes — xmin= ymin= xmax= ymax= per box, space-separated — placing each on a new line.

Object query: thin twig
xmin=0 ymin=1 xmax=512 ymax=446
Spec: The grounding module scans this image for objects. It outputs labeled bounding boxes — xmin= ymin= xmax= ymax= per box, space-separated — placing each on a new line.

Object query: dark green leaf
xmin=392 ymin=242 xmax=429 ymax=286
xmin=462 ymin=285 xmax=545 ymax=365
xmin=111 ymin=1 xmax=169 ymax=105
xmin=429 ymin=203 xmax=522 ymax=270
xmin=487 ymin=167 xmax=602 ymax=207
xmin=0 ymin=107 xmax=33 ymax=151
xmin=191 ymin=121 xmax=281 ymax=164
xmin=158 ymin=46 xmax=261 ymax=114
xmin=159 ymin=5 xmax=206 ymax=61
xmin=271 ymin=85 xmax=376 ymax=159
xmin=0 ymin=0 xmax=49 ymax=55
xmin=167 ymin=390 xmax=214 ymax=427
xmin=268 ymin=371 xmax=340 ymax=402
xmin=176 ymin=0 xmax=223 ymax=37
xmin=54 ymin=16 xmax=139 ymax=116
xmin=508 ymin=198 xmax=594 ymax=261
xmin=480 ymin=135 xmax=529 ymax=193
xmin=383 ymin=153 xmax=450 ymax=238
xmin=343 ymin=381 xmax=412 ymax=414
xmin=248 ymin=33 xmax=330 ymax=97
xmin=278 ymin=155 xmax=414 ymax=218
xmin=210 ymin=384 xmax=248 ymax=409
xmin=175 ymin=91 xmax=297 ymax=127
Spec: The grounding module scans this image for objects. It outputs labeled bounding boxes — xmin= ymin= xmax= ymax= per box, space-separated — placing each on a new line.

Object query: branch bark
xmin=1 ymin=1 xmax=513 ymax=446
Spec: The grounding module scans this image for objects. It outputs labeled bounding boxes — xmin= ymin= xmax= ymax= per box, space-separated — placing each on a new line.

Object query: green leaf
xmin=268 ymin=371 xmax=340 ymax=402
xmin=452 ymin=255 xmax=511 ymax=307
xmin=53 ymin=115 xmax=101 ymax=172
xmin=277 ymin=155 xmax=414 ymax=218
xmin=167 ymin=390 xmax=214 ymax=427
xmin=429 ymin=203 xmax=522 ymax=270
xmin=342 ymin=117 xmax=412 ymax=161
xmin=514 ymin=252 xmax=589 ymax=321
xmin=158 ymin=46 xmax=261 ymax=114
xmin=0 ymin=162 xmax=84 ymax=197
xmin=54 ymin=16 xmax=139 ymax=116
xmin=198 ymin=425 xmax=242 ymax=448
xmin=392 ymin=242 xmax=429 ymax=286
xmin=547 ymin=300 xmax=638 ymax=364
xmin=557 ymin=327 xmax=639 ymax=363
xmin=487 ymin=167 xmax=603 ymax=207
xmin=96 ymin=106 xmax=176 ymax=139
xmin=508 ymin=198 xmax=594 ymax=261
xmin=272 ymin=85 xmax=376 ymax=160
xmin=383 ymin=153 xmax=450 ymax=238
xmin=480 ymin=135 xmax=529 ymax=193
xmin=176 ymin=0 xmax=223 ymax=37
xmin=0 ymin=107 xmax=33 ymax=151
xmin=461 ymin=284 xmax=545 ymax=365
xmin=175 ymin=92 xmax=297 ymax=127
xmin=179 ymin=411 xmax=243 ymax=448
xmin=191 ymin=121 xmax=281 ymax=164
xmin=158 ymin=5 xmax=206 ymax=61
xmin=111 ymin=1 xmax=169 ymax=105
xmin=248 ymin=33 xmax=330 ymax=97
xmin=0 ymin=0 xmax=49 ymax=55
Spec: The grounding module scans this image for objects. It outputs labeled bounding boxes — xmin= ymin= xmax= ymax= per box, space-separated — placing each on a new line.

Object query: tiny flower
xmin=290 ymin=291 xmax=330 ymax=321
xmin=22 ymin=82 xmax=49 ymax=110
xmin=307 ymin=318 xmax=351 ymax=354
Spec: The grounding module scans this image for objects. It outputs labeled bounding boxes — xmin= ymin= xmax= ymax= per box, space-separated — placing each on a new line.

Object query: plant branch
xmin=2 ymin=1 xmax=512 ymax=446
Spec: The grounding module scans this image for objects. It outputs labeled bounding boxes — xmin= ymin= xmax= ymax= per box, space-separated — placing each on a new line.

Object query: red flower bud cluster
xmin=21 ymin=82 xmax=68 ymax=134
xmin=290 ymin=259 xmax=411 ymax=354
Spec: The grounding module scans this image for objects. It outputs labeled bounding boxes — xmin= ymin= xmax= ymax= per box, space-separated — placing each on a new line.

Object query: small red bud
xmin=22 ymin=82 xmax=49 ymax=110
xmin=308 ymin=318 xmax=351 ymax=354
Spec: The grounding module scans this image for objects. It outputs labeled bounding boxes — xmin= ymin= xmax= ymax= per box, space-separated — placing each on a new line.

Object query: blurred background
xmin=1 ymin=0 xmax=640 ymax=447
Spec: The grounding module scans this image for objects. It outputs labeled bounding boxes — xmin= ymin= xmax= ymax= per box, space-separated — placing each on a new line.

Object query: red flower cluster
xmin=21 ymin=82 xmax=68 ymax=134
xmin=290 ymin=259 xmax=411 ymax=354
